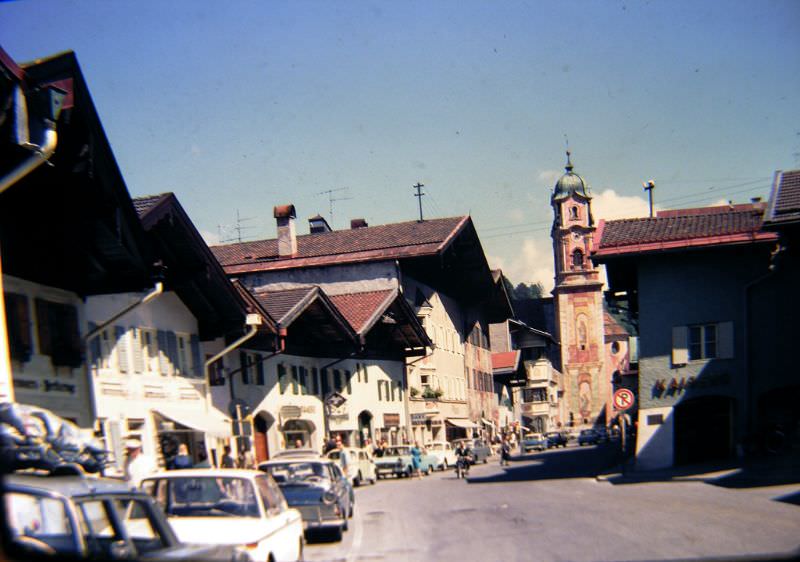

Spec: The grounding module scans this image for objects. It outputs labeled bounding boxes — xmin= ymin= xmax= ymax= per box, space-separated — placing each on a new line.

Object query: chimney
xmin=308 ymin=214 xmax=332 ymax=234
xmin=350 ymin=218 xmax=368 ymax=229
xmin=274 ymin=204 xmax=297 ymax=257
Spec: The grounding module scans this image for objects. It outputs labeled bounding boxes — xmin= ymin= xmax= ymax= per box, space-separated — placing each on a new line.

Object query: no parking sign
xmin=613 ymin=388 xmax=635 ymax=411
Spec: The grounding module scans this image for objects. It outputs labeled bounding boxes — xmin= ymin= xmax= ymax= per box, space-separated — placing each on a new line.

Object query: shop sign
xmin=411 ymin=413 xmax=427 ymax=425
xmin=328 ymin=404 xmax=348 ymax=418
xmin=383 ymin=413 xmax=400 ymax=427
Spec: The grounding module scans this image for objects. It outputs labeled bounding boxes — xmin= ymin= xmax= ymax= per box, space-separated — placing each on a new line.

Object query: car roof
xmin=4 ymin=473 xmax=138 ymax=498
xmin=143 ymin=468 xmax=266 ymax=479
xmin=272 ymin=449 xmax=321 ymax=458
xmin=259 ymin=457 xmax=333 ymax=466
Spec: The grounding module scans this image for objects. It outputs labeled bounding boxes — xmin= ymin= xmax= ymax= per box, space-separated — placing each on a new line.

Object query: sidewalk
xmin=596 ymin=449 xmax=800 ymax=488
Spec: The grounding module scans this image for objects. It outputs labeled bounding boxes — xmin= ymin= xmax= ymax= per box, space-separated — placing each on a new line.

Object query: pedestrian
xmin=172 ymin=443 xmax=193 ymax=469
xmin=123 ymin=439 xmax=157 ymax=488
xmin=323 ymin=435 xmax=337 ymax=454
xmin=500 ymin=437 xmax=511 ymax=466
xmin=294 ymin=438 xmax=304 ymax=449
xmin=410 ymin=441 xmax=423 ymax=479
xmin=220 ymin=445 xmax=236 ymax=468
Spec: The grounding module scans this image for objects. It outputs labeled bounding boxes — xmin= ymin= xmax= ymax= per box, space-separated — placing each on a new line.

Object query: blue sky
xmin=3 ymin=1 xmax=799 ymax=290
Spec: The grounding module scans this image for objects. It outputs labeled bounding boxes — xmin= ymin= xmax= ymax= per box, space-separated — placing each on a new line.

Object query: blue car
xmin=578 ymin=429 xmax=601 ymax=446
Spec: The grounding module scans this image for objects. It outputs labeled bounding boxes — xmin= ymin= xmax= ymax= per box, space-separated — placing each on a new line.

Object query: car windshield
xmin=151 ymin=477 xmax=260 ymax=518
xmin=384 ymin=446 xmax=410 ymax=456
xmin=261 ymin=462 xmax=329 ymax=484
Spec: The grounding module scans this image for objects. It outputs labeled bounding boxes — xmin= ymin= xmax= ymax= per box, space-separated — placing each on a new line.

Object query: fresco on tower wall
xmin=578 ymin=374 xmax=592 ymax=420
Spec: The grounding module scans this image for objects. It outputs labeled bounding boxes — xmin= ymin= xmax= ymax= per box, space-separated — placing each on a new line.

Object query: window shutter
xmin=717 ymin=321 xmax=734 ymax=359
xmin=166 ymin=332 xmax=179 ymax=374
xmin=321 ymin=368 xmax=330 ymax=396
xmin=672 ymin=326 xmax=688 ymax=366
xmin=278 ymin=364 xmax=288 ymax=394
xmin=5 ymin=293 xmax=32 ymax=362
xmin=88 ymin=322 xmax=102 ymax=370
xmin=63 ymin=304 xmax=82 ymax=368
xmin=377 ymin=380 xmax=382 ymax=401
xmin=299 ymin=366 xmax=307 ymax=395
xmin=240 ymin=351 xmax=250 ymax=384
xmin=115 ymin=326 xmax=129 ymax=373
xmin=345 ymin=370 xmax=352 ymax=394
xmin=132 ymin=328 xmax=145 ymax=373
xmin=188 ymin=335 xmax=200 ymax=376
xmin=35 ymin=299 xmax=52 ymax=356
xmin=157 ymin=330 xmax=169 ymax=374
xmin=311 ymin=367 xmax=319 ymax=395
xmin=255 ymin=354 xmax=264 ymax=385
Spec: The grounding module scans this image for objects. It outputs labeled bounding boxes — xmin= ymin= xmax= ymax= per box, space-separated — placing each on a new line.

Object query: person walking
xmin=220 ymin=445 xmax=236 ymax=468
xmin=500 ymin=437 xmax=511 ymax=466
xmin=123 ymin=439 xmax=157 ymax=488
xmin=410 ymin=441 xmax=423 ymax=479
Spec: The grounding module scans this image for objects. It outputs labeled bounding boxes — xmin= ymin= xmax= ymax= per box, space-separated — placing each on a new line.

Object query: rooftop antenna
xmin=218 ymin=209 xmax=255 ymax=243
xmin=642 ymin=180 xmax=656 ymax=218
xmin=317 ymin=187 xmax=352 ymax=227
xmin=413 ymin=182 xmax=425 ymax=222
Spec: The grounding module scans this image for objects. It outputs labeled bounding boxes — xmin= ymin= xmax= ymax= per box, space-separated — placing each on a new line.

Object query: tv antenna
xmin=218 ymin=209 xmax=255 ymax=243
xmin=317 ymin=187 xmax=352 ymax=227
xmin=642 ymin=180 xmax=656 ymax=218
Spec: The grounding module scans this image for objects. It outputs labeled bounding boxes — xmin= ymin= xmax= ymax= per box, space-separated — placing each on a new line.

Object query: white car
xmin=142 ymin=469 xmax=304 ymax=562
xmin=425 ymin=441 xmax=458 ymax=470
xmin=326 ymin=446 xmax=377 ymax=486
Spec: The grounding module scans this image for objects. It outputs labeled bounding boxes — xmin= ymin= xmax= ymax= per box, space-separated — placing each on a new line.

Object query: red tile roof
xmin=765 ymin=169 xmax=800 ymax=227
xmin=594 ymin=203 xmax=778 ymax=258
xmin=211 ymin=216 xmax=469 ymax=274
xmin=492 ymin=350 xmax=520 ymax=372
xmin=328 ymin=290 xmax=395 ymax=334
xmin=604 ymin=311 xmax=629 ymax=339
xmin=250 ymin=287 xmax=317 ymax=324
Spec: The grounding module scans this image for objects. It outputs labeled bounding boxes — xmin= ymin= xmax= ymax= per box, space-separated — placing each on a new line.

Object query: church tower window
xmin=572 ymin=249 xmax=584 ymax=269
xmin=570 ymin=206 xmax=579 ymax=220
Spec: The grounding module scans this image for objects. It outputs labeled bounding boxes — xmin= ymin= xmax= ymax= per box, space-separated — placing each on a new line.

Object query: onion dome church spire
xmin=552 ymin=150 xmax=592 ymax=202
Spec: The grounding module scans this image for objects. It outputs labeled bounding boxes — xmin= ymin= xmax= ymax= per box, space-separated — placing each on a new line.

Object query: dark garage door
xmin=674 ymin=396 xmax=733 ymax=465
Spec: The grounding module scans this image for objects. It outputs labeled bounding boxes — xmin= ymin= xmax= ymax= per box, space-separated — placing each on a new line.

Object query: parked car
xmin=521 ymin=433 xmax=547 ymax=453
xmin=2 ymin=472 xmax=249 ymax=561
xmin=578 ymin=428 xmax=601 ymax=446
xmin=451 ymin=438 xmax=491 ymax=464
xmin=545 ymin=431 xmax=569 ymax=448
xmin=326 ymin=447 xmax=376 ymax=486
xmin=595 ymin=427 xmax=609 ymax=443
xmin=141 ymin=469 xmax=304 ymax=562
xmin=372 ymin=445 xmax=438 ymax=478
xmin=425 ymin=441 xmax=457 ymax=470
xmin=258 ymin=457 xmax=353 ymax=541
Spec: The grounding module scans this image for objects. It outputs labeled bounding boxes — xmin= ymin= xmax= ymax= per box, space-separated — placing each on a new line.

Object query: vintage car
xmin=522 ymin=433 xmax=548 ymax=453
xmin=258 ymin=457 xmax=354 ymax=541
xmin=326 ymin=446 xmax=377 ymax=486
xmin=424 ymin=441 xmax=457 ymax=470
xmin=2 ymin=472 xmax=248 ymax=561
xmin=545 ymin=431 xmax=570 ymax=448
xmin=373 ymin=445 xmax=437 ymax=478
xmin=141 ymin=469 xmax=304 ymax=562
xmin=578 ymin=428 xmax=602 ymax=446
xmin=451 ymin=438 xmax=492 ymax=464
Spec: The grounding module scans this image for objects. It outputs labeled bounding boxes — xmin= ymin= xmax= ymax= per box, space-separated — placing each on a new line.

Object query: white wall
xmin=635 ymin=406 xmax=674 ymax=470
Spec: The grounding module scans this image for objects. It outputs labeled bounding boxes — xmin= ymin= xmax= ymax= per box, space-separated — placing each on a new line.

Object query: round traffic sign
xmin=613 ymin=388 xmax=635 ymax=411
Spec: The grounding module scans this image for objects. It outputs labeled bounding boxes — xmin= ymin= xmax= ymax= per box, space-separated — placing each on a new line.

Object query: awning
xmin=152 ymin=407 xmax=232 ymax=439
xmin=446 ymin=418 xmax=479 ymax=429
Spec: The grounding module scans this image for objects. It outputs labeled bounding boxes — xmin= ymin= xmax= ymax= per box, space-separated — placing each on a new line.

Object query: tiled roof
xmin=250 ymin=287 xmax=316 ymax=324
xmin=211 ymin=216 xmax=468 ymax=274
xmin=492 ymin=350 xmax=519 ymax=372
xmin=603 ymin=311 xmax=629 ymax=339
xmin=765 ymin=169 xmax=800 ymax=227
xmin=594 ymin=203 xmax=778 ymax=258
xmin=328 ymin=290 xmax=394 ymax=334
xmin=132 ymin=194 xmax=170 ymax=218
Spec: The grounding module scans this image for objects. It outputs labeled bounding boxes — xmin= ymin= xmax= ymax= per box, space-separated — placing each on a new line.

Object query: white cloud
xmin=538 ymin=169 xmax=562 ymax=186
xmin=591 ymin=189 xmax=652 ymax=221
xmin=200 ymin=229 xmax=220 ymax=246
xmin=488 ymin=236 xmax=554 ymax=294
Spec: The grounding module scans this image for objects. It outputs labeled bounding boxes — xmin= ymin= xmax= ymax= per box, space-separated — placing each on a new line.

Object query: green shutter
xmin=278 ymin=364 xmax=288 ymax=394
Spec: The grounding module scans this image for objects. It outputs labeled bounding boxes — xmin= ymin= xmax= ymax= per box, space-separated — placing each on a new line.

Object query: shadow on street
xmin=466 ymin=443 xmax=619 ymax=484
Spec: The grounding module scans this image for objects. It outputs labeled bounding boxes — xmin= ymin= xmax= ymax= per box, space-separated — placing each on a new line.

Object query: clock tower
xmin=550 ymin=151 xmax=609 ymax=427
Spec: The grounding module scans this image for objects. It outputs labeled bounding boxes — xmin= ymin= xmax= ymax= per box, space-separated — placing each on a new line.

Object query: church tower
xmin=550 ymin=151 xmax=608 ymax=427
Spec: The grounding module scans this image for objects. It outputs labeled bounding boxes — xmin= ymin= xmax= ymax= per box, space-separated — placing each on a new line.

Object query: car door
xmin=328 ymin=463 xmax=351 ymax=514
xmin=254 ymin=474 xmax=302 ymax=562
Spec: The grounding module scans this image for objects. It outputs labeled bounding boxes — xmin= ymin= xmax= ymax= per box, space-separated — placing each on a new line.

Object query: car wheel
xmin=355 ymin=471 xmax=362 ymax=487
xmin=442 ymin=460 xmax=448 ymax=471
xmin=483 ymin=456 xmax=488 ymax=464
xmin=425 ymin=465 xmax=432 ymax=476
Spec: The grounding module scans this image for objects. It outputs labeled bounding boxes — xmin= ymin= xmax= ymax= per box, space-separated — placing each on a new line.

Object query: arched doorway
xmin=674 ymin=395 xmax=734 ymax=465
xmin=282 ymin=419 xmax=316 ymax=450
xmin=358 ymin=410 xmax=373 ymax=447
xmin=253 ymin=412 xmax=275 ymax=463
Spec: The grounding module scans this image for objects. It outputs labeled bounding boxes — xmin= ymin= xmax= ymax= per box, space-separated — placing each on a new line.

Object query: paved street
xmin=305 ymin=444 xmax=800 ymax=562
